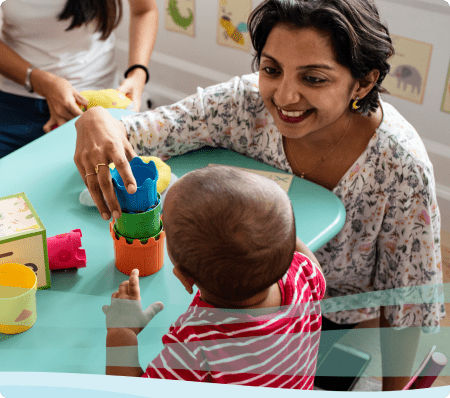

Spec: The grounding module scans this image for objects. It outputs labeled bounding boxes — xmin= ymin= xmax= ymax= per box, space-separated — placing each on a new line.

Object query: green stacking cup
xmin=113 ymin=219 xmax=163 ymax=244
xmin=115 ymin=193 xmax=161 ymax=239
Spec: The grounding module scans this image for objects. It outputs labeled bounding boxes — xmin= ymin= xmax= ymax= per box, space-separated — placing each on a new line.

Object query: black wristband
xmin=124 ymin=64 xmax=149 ymax=83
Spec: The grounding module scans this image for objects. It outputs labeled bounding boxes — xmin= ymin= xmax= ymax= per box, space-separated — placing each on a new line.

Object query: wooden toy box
xmin=0 ymin=193 xmax=51 ymax=289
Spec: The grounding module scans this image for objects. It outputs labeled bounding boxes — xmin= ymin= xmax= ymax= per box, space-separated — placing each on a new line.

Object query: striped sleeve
xmin=142 ymin=333 xmax=209 ymax=381
xmin=294 ymin=252 xmax=326 ymax=301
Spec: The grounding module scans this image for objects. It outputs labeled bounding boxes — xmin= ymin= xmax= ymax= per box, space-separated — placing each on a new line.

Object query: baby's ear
xmin=173 ymin=267 xmax=194 ymax=294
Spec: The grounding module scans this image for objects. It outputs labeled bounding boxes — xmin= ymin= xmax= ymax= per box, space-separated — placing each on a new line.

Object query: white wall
xmin=373 ymin=0 xmax=450 ymax=232
xmin=114 ymin=0 xmax=262 ymax=103
xmin=114 ymin=0 xmax=450 ymax=232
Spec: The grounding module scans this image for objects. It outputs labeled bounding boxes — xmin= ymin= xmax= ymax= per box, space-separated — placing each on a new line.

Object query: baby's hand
xmin=103 ymin=269 xmax=164 ymax=335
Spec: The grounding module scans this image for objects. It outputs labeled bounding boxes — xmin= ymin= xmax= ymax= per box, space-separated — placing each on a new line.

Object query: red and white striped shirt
xmin=142 ymin=252 xmax=326 ymax=389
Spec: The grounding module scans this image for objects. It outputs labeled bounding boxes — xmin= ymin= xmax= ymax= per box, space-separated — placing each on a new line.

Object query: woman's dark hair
xmin=58 ymin=0 xmax=123 ymax=40
xmin=248 ymin=0 xmax=395 ymax=115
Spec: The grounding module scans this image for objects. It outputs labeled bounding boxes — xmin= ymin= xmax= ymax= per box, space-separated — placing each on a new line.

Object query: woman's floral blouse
xmin=122 ymin=73 xmax=445 ymax=332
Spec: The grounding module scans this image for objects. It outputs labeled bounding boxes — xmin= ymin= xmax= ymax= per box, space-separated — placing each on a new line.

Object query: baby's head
xmin=163 ymin=165 xmax=296 ymax=305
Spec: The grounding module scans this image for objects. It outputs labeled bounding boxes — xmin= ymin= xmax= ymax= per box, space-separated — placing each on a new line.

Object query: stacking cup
xmin=0 ymin=263 xmax=37 ymax=334
xmin=111 ymin=157 xmax=158 ymax=213
xmin=112 ymin=219 xmax=163 ymax=244
xmin=110 ymin=221 xmax=165 ymax=276
xmin=114 ymin=193 xmax=162 ymax=239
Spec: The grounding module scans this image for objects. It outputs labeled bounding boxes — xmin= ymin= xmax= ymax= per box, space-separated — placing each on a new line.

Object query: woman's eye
xmin=305 ymin=76 xmax=326 ymax=84
xmin=262 ymin=67 xmax=279 ymax=75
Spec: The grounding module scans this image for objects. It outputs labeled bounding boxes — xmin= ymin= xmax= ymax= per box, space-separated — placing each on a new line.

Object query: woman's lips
xmin=277 ymin=107 xmax=314 ymax=124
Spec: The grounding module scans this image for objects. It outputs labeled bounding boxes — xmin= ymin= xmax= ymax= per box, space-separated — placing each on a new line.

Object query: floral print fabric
xmin=122 ymin=73 xmax=444 ymax=332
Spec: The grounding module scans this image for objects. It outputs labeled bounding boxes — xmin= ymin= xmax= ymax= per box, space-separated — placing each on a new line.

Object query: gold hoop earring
xmin=352 ymin=97 xmax=360 ymax=110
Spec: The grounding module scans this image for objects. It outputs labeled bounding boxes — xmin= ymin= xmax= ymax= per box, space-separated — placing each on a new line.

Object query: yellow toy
xmin=78 ymin=89 xmax=134 ymax=112
xmin=109 ymin=156 xmax=171 ymax=194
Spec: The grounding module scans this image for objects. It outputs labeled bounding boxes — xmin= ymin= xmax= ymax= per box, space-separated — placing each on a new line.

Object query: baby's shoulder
xmin=282 ymin=253 xmax=325 ymax=302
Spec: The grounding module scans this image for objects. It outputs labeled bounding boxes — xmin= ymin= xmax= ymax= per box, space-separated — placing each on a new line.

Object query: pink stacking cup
xmin=47 ymin=229 xmax=87 ymax=270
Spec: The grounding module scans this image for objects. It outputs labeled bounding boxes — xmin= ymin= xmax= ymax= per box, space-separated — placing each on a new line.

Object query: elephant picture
xmin=391 ymin=65 xmax=422 ymax=94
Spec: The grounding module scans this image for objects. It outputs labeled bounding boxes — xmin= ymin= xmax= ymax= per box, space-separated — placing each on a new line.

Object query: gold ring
xmin=95 ymin=164 xmax=107 ymax=174
xmin=85 ymin=172 xmax=96 ymax=178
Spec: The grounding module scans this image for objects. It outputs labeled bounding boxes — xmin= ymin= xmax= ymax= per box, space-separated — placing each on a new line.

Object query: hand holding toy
xmin=78 ymin=89 xmax=134 ymax=112
xmin=35 ymin=72 xmax=88 ymax=133
xmin=117 ymin=75 xmax=145 ymax=112
xmin=74 ymin=106 xmax=137 ymax=220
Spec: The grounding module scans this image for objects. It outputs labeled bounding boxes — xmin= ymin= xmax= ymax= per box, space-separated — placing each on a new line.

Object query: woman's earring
xmin=352 ymin=96 xmax=361 ymax=110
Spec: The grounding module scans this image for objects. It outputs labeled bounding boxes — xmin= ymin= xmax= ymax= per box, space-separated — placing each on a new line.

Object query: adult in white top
xmin=0 ymin=0 xmax=158 ymax=157
xmin=73 ymin=0 xmax=445 ymax=391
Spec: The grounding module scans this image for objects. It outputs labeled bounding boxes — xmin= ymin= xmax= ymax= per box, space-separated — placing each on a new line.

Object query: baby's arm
xmin=104 ymin=269 xmax=164 ymax=377
xmin=106 ymin=328 xmax=144 ymax=377
xmin=295 ymin=236 xmax=322 ymax=273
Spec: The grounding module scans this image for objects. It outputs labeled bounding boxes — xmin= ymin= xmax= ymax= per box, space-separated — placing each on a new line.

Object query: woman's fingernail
xmin=102 ymin=213 xmax=110 ymax=220
xmin=113 ymin=211 xmax=120 ymax=220
xmin=127 ymin=184 xmax=136 ymax=192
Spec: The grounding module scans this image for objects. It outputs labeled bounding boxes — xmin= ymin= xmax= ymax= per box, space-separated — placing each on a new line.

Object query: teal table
xmin=0 ymin=109 xmax=345 ymax=374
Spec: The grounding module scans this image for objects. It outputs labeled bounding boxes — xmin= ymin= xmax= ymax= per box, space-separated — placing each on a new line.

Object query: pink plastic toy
xmin=47 ymin=229 xmax=86 ymax=270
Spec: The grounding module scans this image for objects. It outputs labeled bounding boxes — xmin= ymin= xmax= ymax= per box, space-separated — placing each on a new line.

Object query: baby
xmin=103 ymin=165 xmax=326 ymax=389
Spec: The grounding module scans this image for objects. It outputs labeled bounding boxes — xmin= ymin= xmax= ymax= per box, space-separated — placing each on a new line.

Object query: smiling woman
xmin=73 ymin=0 xmax=445 ymax=391
xmin=257 ymin=26 xmax=369 ymax=185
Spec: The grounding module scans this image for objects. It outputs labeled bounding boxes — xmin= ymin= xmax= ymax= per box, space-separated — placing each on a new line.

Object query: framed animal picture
xmin=383 ymin=35 xmax=433 ymax=105
xmin=165 ymin=0 xmax=195 ymax=37
xmin=217 ymin=0 xmax=252 ymax=52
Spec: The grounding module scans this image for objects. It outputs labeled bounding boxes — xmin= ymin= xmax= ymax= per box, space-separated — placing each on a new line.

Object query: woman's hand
xmin=31 ymin=69 xmax=89 ymax=132
xmin=74 ymin=106 xmax=138 ymax=220
xmin=117 ymin=67 xmax=147 ymax=112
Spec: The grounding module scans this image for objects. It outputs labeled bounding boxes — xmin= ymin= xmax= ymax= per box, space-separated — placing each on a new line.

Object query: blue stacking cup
xmin=111 ymin=157 xmax=159 ymax=213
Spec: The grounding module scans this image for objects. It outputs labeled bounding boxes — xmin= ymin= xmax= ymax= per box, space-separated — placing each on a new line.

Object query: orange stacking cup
xmin=109 ymin=221 xmax=165 ymax=276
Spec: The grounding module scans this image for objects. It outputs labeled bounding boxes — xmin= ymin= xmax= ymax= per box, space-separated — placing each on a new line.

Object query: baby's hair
xmin=164 ymin=165 xmax=296 ymax=302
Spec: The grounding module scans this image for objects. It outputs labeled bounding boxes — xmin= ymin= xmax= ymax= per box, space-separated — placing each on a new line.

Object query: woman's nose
xmin=275 ymin=77 xmax=301 ymax=106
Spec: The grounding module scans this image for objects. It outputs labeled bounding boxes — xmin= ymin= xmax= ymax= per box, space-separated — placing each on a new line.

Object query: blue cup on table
xmin=111 ymin=157 xmax=159 ymax=213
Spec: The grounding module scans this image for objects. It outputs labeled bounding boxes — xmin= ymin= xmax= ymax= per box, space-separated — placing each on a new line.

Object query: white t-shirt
xmin=0 ymin=0 xmax=118 ymax=99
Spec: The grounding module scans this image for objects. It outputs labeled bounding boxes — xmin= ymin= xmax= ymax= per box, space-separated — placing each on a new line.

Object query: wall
xmin=374 ymin=0 xmax=450 ymax=234
xmin=114 ymin=0 xmax=260 ymax=104
xmin=114 ymin=0 xmax=450 ymax=233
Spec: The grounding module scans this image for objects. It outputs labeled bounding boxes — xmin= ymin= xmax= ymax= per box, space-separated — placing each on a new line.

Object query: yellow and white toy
xmin=78 ymin=89 xmax=134 ymax=112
